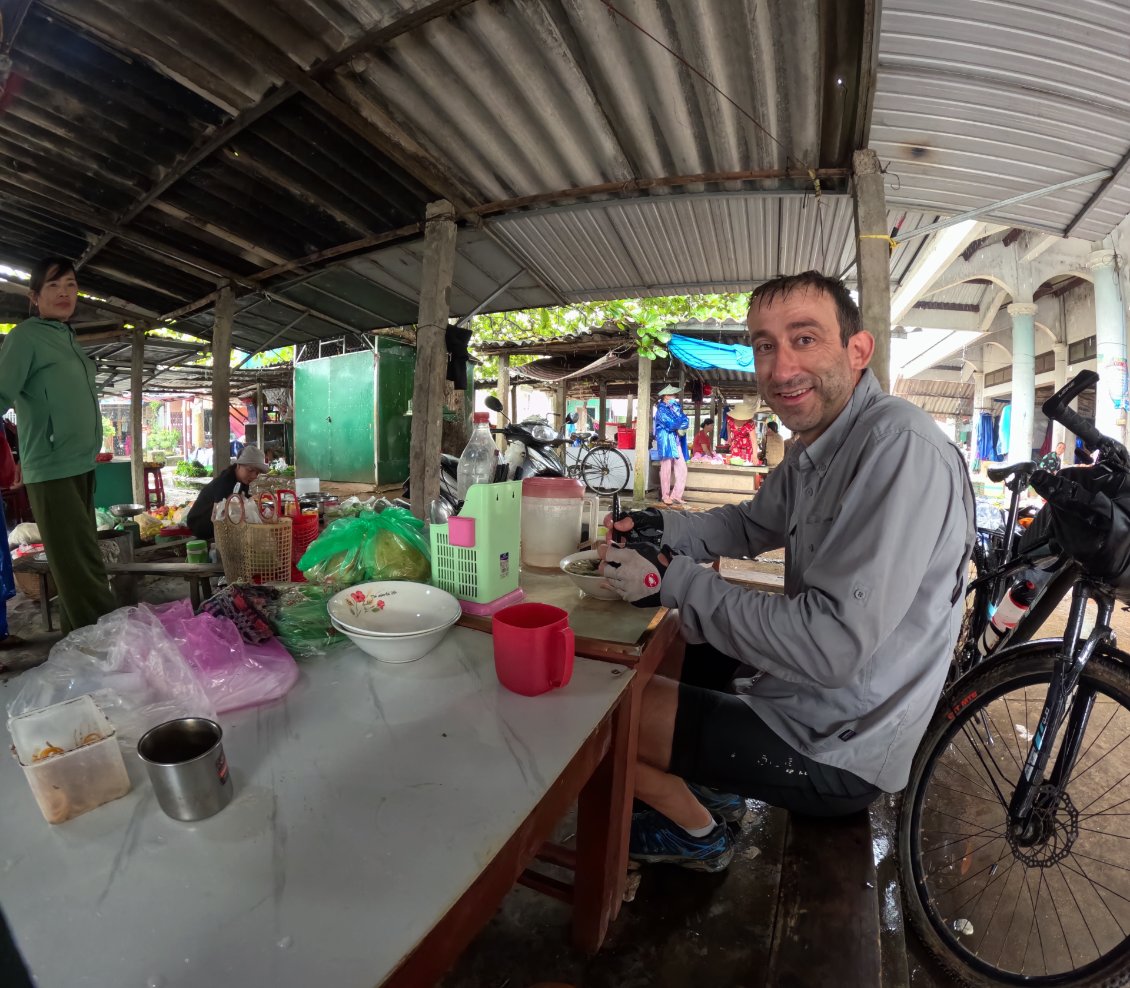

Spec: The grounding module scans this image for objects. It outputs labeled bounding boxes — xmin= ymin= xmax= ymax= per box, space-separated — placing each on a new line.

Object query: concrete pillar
xmin=1007 ymin=301 xmax=1037 ymax=462
xmin=633 ymin=354 xmax=651 ymax=504
xmin=192 ymin=397 xmax=205 ymax=451
xmin=1086 ymin=248 xmax=1129 ymax=444
xmin=972 ymin=369 xmax=984 ymax=419
xmin=212 ymin=285 xmax=234 ymax=472
xmin=852 ymin=149 xmax=891 ymax=392
xmin=130 ymin=327 xmax=145 ymax=505
xmin=410 ymin=200 xmax=457 ymax=520
xmin=1052 ymin=342 xmax=1069 ymax=459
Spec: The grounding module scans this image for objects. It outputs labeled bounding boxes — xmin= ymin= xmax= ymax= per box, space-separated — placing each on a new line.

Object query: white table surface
xmin=0 ymin=627 xmax=632 ymax=988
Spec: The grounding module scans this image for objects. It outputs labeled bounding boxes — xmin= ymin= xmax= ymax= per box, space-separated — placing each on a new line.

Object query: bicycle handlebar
xmin=1041 ymin=370 xmax=1104 ymax=450
xmin=1040 ymin=370 xmax=1129 ymax=469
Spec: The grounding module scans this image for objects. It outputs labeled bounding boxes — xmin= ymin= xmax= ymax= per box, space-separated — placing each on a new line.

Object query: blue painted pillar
xmin=1087 ymin=249 xmax=1129 ymax=443
xmin=1007 ymin=301 xmax=1037 ymax=462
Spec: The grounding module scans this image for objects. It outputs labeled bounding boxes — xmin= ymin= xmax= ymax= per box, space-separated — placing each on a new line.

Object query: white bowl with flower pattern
xmin=328 ymin=614 xmax=457 ymax=664
xmin=328 ymin=581 xmax=462 ymax=638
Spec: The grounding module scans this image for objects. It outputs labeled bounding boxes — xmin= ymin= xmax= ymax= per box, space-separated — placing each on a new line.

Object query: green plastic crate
xmin=430 ymin=480 xmax=522 ymax=603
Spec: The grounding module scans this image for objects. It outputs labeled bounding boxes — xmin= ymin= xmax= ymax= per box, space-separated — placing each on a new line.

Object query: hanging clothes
xmin=997 ymin=404 xmax=1011 ymax=460
xmin=977 ymin=412 xmax=996 ymax=463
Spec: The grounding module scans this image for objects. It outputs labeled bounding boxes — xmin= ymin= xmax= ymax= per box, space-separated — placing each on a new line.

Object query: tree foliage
xmin=470 ymin=293 xmax=747 ymax=356
xmin=468 ymin=293 xmax=748 ymax=382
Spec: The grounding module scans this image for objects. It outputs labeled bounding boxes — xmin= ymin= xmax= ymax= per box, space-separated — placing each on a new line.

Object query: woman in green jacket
xmin=0 ymin=258 xmax=115 ymax=632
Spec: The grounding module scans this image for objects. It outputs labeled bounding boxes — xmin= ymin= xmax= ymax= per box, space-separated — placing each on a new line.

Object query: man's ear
xmin=847 ymin=331 xmax=875 ymax=370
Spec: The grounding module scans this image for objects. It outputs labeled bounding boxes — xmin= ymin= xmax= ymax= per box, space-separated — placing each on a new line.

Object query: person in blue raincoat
xmin=654 ymin=384 xmax=690 ymax=505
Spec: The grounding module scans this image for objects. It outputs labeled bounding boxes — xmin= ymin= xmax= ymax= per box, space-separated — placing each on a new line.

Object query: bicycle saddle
xmin=986 ymin=460 xmax=1037 ymax=483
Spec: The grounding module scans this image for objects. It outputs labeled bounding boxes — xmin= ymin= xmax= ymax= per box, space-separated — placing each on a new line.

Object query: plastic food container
xmin=9 ymin=695 xmax=131 ymax=824
xmin=185 ymin=539 xmax=209 ymax=563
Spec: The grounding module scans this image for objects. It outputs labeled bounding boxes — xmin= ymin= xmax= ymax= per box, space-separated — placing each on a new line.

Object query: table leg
xmin=572 ymin=680 xmax=638 ymax=953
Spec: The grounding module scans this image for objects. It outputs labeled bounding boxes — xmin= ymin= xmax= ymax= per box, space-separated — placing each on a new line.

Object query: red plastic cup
xmin=492 ymin=603 xmax=575 ymax=696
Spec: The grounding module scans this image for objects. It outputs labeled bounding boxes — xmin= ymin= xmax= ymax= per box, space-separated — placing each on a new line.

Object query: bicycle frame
xmin=1006 ymin=578 xmax=1117 ymax=835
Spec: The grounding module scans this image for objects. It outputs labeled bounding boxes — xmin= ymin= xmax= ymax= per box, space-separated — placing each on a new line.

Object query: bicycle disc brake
xmin=1007 ymin=784 xmax=1079 ymax=867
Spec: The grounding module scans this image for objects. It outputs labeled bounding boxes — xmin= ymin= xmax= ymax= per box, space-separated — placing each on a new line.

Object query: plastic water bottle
xmin=456 ymin=412 xmax=497 ymax=501
xmin=979 ymin=579 xmax=1039 ymax=655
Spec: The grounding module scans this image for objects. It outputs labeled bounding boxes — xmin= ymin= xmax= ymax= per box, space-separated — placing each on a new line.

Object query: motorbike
xmin=483 ymin=395 xmax=572 ymax=480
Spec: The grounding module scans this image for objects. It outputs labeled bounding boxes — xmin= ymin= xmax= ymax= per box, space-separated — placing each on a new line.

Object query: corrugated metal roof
xmin=7 ymin=0 xmax=1120 ymax=350
xmin=0 ymin=0 xmax=871 ymax=343
xmin=916 ymin=280 xmax=993 ymax=309
xmin=894 ymin=375 xmax=973 ymax=417
xmin=490 ymin=194 xmax=879 ymax=300
xmin=871 ymin=0 xmax=1130 ymax=239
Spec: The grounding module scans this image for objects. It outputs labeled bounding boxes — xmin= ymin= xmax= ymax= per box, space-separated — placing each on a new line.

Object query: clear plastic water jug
xmin=520 ymin=476 xmax=599 ymax=567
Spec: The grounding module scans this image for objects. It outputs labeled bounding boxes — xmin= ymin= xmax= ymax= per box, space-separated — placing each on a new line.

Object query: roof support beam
xmin=410 ymin=201 xmax=457 ymax=520
xmin=1066 ymin=144 xmax=1130 ymax=238
xmin=212 ymin=285 xmax=234 ymax=472
xmin=853 ymin=149 xmax=891 ymax=391
xmin=895 ymin=170 xmax=1113 ymax=244
xmin=46 ymin=0 xmax=478 ymax=270
xmin=234 ymin=313 xmax=305 ymax=369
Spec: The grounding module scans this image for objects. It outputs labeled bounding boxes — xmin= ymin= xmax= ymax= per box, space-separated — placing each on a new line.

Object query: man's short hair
xmin=701 ymin=417 xmax=713 ymax=428
xmin=747 ymin=271 xmax=862 ymax=346
xmin=766 ymin=421 xmax=779 ymax=433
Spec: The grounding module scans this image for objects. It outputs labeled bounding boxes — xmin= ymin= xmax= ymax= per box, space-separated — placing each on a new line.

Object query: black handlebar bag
xmin=1031 ymin=463 xmax=1130 ymax=597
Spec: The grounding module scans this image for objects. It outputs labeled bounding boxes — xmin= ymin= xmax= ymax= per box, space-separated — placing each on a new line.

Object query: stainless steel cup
xmin=137 ymin=718 xmax=233 ymax=822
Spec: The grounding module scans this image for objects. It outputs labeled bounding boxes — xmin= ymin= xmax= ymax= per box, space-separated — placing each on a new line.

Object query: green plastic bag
xmin=270 ymin=586 xmax=347 ymax=659
xmin=298 ymin=507 xmax=430 ymax=587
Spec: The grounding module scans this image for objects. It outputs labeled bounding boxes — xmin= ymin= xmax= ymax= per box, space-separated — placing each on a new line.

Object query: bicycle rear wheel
xmin=579 ymin=446 xmax=630 ymax=495
xmin=901 ymin=645 xmax=1130 ymax=986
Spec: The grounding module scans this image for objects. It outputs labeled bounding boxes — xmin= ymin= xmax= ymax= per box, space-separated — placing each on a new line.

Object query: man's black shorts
xmin=668 ymin=643 xmax=881 ymax=817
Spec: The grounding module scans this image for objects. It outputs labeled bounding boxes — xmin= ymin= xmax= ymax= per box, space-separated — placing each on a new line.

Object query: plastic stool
xmin=144 ymin=466 xmax=165 ymax=510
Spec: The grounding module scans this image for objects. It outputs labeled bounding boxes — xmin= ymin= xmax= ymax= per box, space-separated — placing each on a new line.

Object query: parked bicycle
xmin=950 ymin=459 xmax=1075 ymax=686
xmin=563 ymin=429 xmax=631 ymax=496
xmin=483 ymin=396 xmax=630 ymax=496
xmin=900 ymin=369 xmax=1130 ymax=986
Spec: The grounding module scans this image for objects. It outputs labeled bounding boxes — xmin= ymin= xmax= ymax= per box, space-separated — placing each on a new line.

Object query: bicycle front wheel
xmin=579 ymin=446 xmax=630 ymax=495
xmin=901 ymin=644 xmax=1130 ymax=986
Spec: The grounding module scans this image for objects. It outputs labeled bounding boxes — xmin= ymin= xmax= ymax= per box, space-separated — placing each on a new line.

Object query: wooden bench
xmin=715 ymin=560 xmax=887 ymax=984
xmin=22 ymin=558 xmax=225 ymax=630
xmin=767 ymin=810 xmax=883 ymax=987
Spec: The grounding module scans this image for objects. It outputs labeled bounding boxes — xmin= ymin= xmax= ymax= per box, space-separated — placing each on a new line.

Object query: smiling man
xmin=601 ymin=271 xmax=975 ymax=871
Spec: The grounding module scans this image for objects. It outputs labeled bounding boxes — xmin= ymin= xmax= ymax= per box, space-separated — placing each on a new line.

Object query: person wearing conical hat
xmin=726 ymin=400 xmax=757 ymax=465
xmin=654 ymin=384 xmax=689 ymax=505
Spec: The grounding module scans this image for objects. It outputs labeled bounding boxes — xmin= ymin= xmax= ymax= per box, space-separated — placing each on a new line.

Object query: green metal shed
xmin=293 ymin=340 xmax=415 ymax=485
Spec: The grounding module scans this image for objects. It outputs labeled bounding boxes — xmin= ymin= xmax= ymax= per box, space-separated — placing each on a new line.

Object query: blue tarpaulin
xmin=668 ymin=334 xmax=755 ymax=373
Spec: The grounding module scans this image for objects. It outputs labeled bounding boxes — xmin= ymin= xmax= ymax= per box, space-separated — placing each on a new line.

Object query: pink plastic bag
xmin=153 ymin=600 xmax=300 ymax=714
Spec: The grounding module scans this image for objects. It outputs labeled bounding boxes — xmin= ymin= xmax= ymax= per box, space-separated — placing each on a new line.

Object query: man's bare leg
xmin=635 ymin=676 xmax=712 ymax=829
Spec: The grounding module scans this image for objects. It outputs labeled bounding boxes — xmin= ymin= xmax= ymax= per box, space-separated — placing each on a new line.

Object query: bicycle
xmin=563 ymin=429 xmax=632 ymax=496
xmin=951 ymin=460 xmax=1076 ymax=686
xmin=900 ymin=369 xmax=1130 ymax=986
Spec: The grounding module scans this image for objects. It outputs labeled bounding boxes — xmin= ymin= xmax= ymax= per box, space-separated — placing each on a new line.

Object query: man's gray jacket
xmin=660 ymin=370 xmax=975 ymax=791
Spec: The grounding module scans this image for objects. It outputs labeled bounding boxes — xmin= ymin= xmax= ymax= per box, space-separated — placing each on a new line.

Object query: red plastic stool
xmin=144 ymin=465 xmax=165 ymax=510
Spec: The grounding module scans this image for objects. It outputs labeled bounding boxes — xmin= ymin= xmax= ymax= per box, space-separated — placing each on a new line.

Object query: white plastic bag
xmin=7 ymin=606 xmax=216 ymax=751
